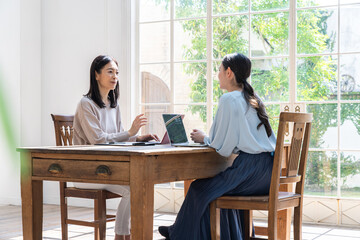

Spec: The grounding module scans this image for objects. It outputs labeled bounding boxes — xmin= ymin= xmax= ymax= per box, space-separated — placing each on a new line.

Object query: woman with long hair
xmin=73 ymin=55 xmax=159 ymax=240
xmin=158 ymin=53 xmax=276 ymax=240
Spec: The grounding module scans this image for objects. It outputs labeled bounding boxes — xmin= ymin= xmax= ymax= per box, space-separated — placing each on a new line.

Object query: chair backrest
xmin=269 ymin=112 xmax=312 ymax=203
xmin=51 ymin=114 xmax=74 ymax=146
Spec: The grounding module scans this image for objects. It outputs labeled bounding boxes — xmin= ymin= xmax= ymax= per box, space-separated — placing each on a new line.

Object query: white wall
xmin=0 ymin=0 xmax=21 ymax=205
xmin=0 ymin=0 xmax=132 ymax=209
xmin=41 ymin=0 xmax=131 ymax=209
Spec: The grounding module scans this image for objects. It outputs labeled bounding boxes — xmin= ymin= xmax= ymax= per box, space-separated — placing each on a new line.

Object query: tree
xmin=153 ymin=0 xmax=360 ymax=196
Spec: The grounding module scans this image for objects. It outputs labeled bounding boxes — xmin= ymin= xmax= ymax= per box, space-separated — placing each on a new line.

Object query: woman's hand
xmin=128 ymin=114 xmax=147 ymax=137
xmin=190 ymin=129 xmax=206 ymax=143
xmin=136 ymin=134 xmax=160 ymax=142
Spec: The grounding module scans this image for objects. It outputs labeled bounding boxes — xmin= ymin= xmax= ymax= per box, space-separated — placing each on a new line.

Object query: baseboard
xmin=0 ymin=197 xmax=21 ymax=206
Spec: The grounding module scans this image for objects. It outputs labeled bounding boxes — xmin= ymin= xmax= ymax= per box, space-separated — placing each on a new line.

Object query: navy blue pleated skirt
xmin=168 ymin=151 xmax=274 ymax=240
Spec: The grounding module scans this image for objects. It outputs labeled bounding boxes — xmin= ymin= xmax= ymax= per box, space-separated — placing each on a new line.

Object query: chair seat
xmin=215 ymin=192 xmax=301 ymax=211
xmin=65 ymin=187 xmax=121 ymax=199
xmin=219 ymin=191 xmax=301 ymax=202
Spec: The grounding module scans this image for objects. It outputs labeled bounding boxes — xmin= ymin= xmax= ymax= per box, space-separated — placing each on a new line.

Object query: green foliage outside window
xmin=152 ymin=0 xmax=360 ymax=196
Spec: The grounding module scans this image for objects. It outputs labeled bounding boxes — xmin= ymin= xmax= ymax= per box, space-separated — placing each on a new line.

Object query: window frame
xmin=135 ymin=0 xmax=360 ymax=198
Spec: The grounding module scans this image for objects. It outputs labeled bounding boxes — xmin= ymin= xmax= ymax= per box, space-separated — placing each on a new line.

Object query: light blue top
xmin=203 ymin=91 xmax=276 ymax=157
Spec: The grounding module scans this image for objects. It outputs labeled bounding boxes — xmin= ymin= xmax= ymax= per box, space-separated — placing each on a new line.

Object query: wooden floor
xmin=1 ymin=204 xmax=360 ymax=240
xmin=0 ymin=204 xmax=173 ymax=240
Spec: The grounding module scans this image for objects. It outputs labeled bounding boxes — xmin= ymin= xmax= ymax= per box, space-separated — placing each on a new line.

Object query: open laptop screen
xmin=162 ymin=114 xmax=188 ymax=144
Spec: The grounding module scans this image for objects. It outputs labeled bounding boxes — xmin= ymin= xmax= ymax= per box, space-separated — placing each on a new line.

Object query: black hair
xmin=222 ymin=53 xmax=272 ymax=137
xmin=85 ymin=55 xmax=119 ymax=108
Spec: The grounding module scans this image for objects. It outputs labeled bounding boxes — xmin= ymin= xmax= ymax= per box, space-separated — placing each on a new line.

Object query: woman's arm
xmin=206 ymin=95 xmax=242 ymax=157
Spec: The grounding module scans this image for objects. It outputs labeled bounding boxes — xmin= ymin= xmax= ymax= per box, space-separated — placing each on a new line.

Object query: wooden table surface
xmin=18 ymin=145 xmax=231 ymax=240
xmin=18 ymin=144 xmax=292 ymax=240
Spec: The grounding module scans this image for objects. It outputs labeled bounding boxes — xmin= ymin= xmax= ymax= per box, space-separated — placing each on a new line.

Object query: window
xmin=137 ymin=0 xmax=360 ymax=198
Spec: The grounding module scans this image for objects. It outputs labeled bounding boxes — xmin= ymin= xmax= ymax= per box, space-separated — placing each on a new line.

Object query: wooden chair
xmin=210 ymin=112 xmax=313 ymax=240
xmin=51 ymin=114 xmax=121 ymax=240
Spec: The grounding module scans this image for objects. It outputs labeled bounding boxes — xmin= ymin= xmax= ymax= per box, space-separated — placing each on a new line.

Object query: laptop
xmin=162 ymin=114 xmax=208 ymax=147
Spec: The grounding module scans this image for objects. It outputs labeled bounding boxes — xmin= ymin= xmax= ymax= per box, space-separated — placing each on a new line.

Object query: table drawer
xmin=33 ymin=158 xmax=129 ymax=182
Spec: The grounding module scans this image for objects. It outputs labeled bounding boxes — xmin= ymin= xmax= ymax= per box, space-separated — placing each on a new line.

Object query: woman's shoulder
xmin=79 ymin=96 xmax=92 ymax=104
xmin=77 ymin=96 xmax=97 ymax=110
xmin=80 ymin=96 xmax=100 ymax=106
xmin=219 ymin=91 xmax=243 ymax=103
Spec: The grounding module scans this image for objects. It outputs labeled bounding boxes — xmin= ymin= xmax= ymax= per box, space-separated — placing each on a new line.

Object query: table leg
xmin=184 ymin=180 xmax=193 ymax=196
xmin=21 ymin=152 xmax=43 ymax=240
xmin=130 ymin=156 xmax=155 ymax=240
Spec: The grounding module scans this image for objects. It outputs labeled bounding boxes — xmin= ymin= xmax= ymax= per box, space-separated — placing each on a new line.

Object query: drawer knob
xmin=96 ymin=165 xmax=112 ymax=177
xmin=48 ymin=164 xmax=62 ymax=174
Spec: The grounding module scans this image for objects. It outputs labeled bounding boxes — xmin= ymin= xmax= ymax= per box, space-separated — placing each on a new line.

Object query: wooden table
xmin=18 ymin=145 xmax=231 ymax=240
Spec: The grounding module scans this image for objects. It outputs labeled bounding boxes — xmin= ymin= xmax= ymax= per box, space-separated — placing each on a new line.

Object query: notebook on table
xmin=96 ymin=141 xmax=158 ymax=146
xmin=162 ymin=114 xmax=208 ymax=147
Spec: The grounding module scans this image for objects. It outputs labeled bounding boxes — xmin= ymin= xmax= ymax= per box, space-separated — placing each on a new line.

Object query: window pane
xmin=213 ymin=15 xmax=249 ymax=59
xmin=140 ymin=22 xmax=170 ymax=63
xmin=296 ymin=56 xmax=337 ymax=101
xmin=155 ymin=183 xmax=171 ymax=188
xmin=341 ymin=0 xmax=360 ymax=5
xmin=174 ymin=105 xmax=207 ymax=135
xmin=307 ymin=104 xmax=338 ymax=149
xmin=175 ymin=0 xmax=206 ymax=18
xmin=252 ymin=58 xmax=289 ymax=102
xmin=174 ymin=181 xmax=184 ymax=188
xmin=212 ymin=104 xmax=219 ymax=121
xmin=305 ymin=151 xmax=337 ymax=197
xmin=340 ymin=54 xmax=360 ymax=100
xmin=341 ymin=152 xmax=360 ymax=198
xmin=139 ymin=0 xmax=170 ymax=22
xmin=340 ymin=103 xmax=360 ymax=150
xmin=251 ymin=0 xmax=289 ymax=11
xmin=141 ymin=105 xmax=170 ymax=138
xmin=140 ymin=64 xmax=170 ymax=104
xmin=174 ymin=62 xmax=206 ymax=104
xmin=213 ymin=0 xmax=248 ymax=15
xmin=174 ymin=19 xmax=206 ymax=61
xmin=340 ymin=5 xmax=360 ymax=53
xmin=297 ymin=8 xmax=338 ymax=54
xmin=251 ymin=12 xmax=289 ymax=57
xmin=297 ymin=0 xmax=338 ymax=8
xmin=213 ymin=60 xmax=223 ymax=103
xmin=266 ymin=104 xmax=280 ymax=136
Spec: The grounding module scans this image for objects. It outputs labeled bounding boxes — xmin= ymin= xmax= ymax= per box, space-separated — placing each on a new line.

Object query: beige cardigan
xmin=73 ymin=96 xmax=136 ymax=145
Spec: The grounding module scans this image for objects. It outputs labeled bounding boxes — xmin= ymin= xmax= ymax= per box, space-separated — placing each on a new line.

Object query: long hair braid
xmin=222 ymin=53 xmax=272 ymax=137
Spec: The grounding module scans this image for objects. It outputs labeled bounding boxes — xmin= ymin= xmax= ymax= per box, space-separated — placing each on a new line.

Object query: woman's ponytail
xmin=222 ymin=53 xmax=272 ymax=137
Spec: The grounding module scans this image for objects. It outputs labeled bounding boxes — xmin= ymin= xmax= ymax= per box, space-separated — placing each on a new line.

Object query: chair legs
xmin=61 ymin=184 xmax=109 ymax=240
xmin=97 ymin=191 xmax=107 ymax=240
xmin=210 ymin=202 xmax=220 ymax=240
xmin=210 ymin=203 xmax=302 ymax=240
xmin=293 ymin=205 xmax=303 ymax=240
xmin=60 ymin=182 xmax=68 ymax=240
xmin=267 ymin=209 xmax=278 ymax=240
xmin=94 ymin=199 xmax=99 ymax=240
xmin=243 ymin=210 xmax=253 ymax=240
